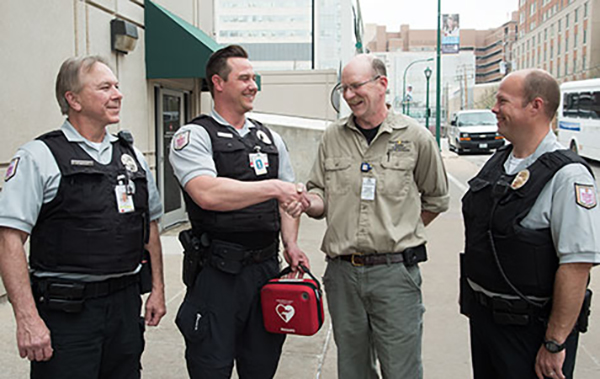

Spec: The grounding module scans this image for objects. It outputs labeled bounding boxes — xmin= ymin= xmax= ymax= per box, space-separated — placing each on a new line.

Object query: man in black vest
xmin=169 ymin=45 xmax=310 ymax=378
xmin=0 ymin=56 xmax=166 ymax=378
xmin=461 ymin=69 xmax=599 ymax=379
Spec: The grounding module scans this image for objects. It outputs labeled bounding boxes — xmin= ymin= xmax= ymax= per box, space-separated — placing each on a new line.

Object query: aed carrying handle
xmin=278 ymin=264 xmax=321 ymax=291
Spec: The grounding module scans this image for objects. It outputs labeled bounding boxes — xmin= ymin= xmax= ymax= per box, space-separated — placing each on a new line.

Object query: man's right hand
xmin=278 ymin=182 xmax=311 ymax=218
xmin=17 ymin=314 xmax=53 ymax=361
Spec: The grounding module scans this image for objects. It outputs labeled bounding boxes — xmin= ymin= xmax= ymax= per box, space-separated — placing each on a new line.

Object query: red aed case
xmin=261 ymin=265 xmax=325 ymax=336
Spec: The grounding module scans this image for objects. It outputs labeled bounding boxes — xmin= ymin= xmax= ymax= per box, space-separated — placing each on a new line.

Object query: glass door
xmin=157 ymin=89 xmax=187 ymax=227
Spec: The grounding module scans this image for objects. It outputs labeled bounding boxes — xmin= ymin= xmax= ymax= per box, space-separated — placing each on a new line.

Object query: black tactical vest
xmin=462 ymin=145 xmax=591 ymax=298
xmin=30 ymin=130 xmax=149 ymax=275
xmin=183 ymin=115 xmax=281 ymax=248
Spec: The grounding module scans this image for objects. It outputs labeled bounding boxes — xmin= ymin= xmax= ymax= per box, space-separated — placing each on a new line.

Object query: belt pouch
xmin=403 ymin=245 xmax=427 ymax=266
xmin=140 ymin=249 xmax=152 ymax=294
xmin=577 ymin=288 xmax=593 ymax=333
xmin=491 ymin=298 xmax=530 ymax=326
xmin=44 ymin=282 xmax=85 ymax=313
xmin=210 ymin=240 xmax=246 ymax=275
xmin=459 ymin=253 xmax=474 ymax=317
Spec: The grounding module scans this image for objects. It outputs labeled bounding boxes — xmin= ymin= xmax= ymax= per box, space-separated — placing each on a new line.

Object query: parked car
xmin=447 ymin=109 xmax=505 ymax=154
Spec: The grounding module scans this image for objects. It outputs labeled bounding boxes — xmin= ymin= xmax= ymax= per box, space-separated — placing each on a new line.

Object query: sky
xmin=361 ymin=0 xmax=518 ymax=31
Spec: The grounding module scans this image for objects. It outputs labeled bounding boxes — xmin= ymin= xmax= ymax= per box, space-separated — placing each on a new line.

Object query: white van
xmin=447 ymin=109 xmax=505 ymax=154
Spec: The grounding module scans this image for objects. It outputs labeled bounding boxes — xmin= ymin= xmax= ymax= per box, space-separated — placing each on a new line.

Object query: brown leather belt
xmin=335 ymin=245 xmax=427 ymax=267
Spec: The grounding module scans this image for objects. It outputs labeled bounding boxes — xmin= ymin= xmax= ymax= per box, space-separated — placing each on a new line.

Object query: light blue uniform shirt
xmin=470 ymin=130 xmax=600 ymax=299
xmin=0 ymin=120 xmax=163 ymax=280
xmin=169 ymin=109 xmax=295 ymax=187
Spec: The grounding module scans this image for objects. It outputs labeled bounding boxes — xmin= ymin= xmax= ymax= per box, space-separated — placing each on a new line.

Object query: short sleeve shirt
xmin=169 ymin=109 xmax=295 ymax=187
xmin=506 ymin=130 xmax=600 ymax=265
xmin=0 ymin=120 xmax=163 ymax=235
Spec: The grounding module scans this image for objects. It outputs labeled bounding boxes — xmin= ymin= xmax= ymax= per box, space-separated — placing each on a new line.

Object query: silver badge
xmin=121 ymin=154 xmax=138 ymax=173
xmin=256 ymin=130 xmax=272 ymax=145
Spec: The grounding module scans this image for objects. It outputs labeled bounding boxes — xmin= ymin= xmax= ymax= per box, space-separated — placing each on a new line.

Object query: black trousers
xmin=469 ymin=300 xmax=579 ymax=379
xmin=176 ymin=256 xmax=285 ymax=379
xmin=31 ymin=283 xmax=144 ymax=379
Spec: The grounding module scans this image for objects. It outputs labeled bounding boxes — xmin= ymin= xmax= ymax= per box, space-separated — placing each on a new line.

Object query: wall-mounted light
xmin=111 ymin=19 xmax=138 ymax=54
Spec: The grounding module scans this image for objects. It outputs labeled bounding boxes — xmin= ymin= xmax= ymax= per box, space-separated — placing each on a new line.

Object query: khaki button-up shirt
xmin=307 ymin=111 xmax=449 ymax=258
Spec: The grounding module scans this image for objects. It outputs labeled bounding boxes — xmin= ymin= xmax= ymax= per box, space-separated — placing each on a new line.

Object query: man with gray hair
xmin=285 ymin=54 xmax=449 ymax=378
xmin=0 ymin=56 xmax=166 ymax=378
xmin=460 ymin=69 xmax=599 ymax=379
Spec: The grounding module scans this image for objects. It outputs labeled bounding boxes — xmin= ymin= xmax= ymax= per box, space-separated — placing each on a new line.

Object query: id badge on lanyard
xmin=249 ymin=151 xmax=269 ymax=176
xmin=115 ymin=174 xmax=135 ymax=213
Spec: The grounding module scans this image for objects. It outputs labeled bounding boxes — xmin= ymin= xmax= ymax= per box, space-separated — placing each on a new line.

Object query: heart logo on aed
xmin=275 ymin=304 xmax=295 ymax=323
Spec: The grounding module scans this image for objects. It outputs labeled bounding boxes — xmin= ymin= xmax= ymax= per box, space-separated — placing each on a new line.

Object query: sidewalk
xmin=1 ymin=150 xmax=599 ymax=377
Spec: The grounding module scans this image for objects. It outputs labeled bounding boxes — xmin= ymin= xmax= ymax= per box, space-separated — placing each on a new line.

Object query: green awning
xmin=145 ymin=0 xmax=221 ymax=79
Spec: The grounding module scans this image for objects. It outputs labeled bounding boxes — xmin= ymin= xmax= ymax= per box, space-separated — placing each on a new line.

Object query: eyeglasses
xmin=335 ymin=75 xmax=381 ymax=95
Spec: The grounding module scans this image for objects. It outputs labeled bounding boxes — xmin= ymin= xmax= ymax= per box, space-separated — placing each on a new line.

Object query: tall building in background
xmin=365 ymin=13 xmax=518 ymax=84
xmin=215 ymin=0 xmax=360 ymax=72
xmin=215 ymin=0 xmax=313 ymax=71
xmin=513 ymin=0 xmax=599 ymax=82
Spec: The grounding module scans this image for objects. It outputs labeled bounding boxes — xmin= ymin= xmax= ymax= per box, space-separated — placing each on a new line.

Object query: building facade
xmin=513 ymin=0 xmax=599 ymax=81
xmin=365 ymin=15 xmax=518 ymax=85
xmin=214 ymin=0 xmax=361 ymax=71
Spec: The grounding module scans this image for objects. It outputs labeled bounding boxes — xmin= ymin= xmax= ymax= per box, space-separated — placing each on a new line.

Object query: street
xmin=0 ymin=140 xmax=599 ymax=378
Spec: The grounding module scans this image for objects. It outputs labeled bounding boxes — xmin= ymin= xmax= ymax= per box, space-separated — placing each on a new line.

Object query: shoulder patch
xmin=575 ymin=183 xmax=597 ymax=209
xmin=173 ymin=130 xmax=190 ymax=151
xmin=4 ymin=157 xmax=20 ymax=182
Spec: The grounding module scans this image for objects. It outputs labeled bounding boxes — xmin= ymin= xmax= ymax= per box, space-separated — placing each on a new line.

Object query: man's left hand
xmin=144 ymin=289 xmax=166 ymax=327
xmin=535 ymin=345 xmax=566 ymax=379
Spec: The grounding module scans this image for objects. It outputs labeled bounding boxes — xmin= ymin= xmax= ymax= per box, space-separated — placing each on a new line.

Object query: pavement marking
xmin=316 ymin=322 xmax=334 ymax=379
xmin=580 ymin=343 xmax=600 ymax=368
xmin=448 ymin=172 xmax=468 ymax=194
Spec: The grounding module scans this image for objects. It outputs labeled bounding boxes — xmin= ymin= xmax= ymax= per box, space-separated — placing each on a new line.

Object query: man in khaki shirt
xmin=285 ymin=54 xmax=449 ymax=379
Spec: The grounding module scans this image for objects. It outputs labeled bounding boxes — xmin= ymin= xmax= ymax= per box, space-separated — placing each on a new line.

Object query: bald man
xmin=288 ymin=54 xmax=449 ymax=379
xmin=460 ymin=69 xmax=600 ymax=379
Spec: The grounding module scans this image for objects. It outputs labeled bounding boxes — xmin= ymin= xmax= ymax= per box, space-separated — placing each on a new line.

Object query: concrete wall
xmin=253 ymin=70 xmax=339 ymax=121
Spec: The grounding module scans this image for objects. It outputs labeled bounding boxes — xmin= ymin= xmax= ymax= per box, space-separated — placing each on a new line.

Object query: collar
xmin=346 ymin=110 xmax=409 ymax=134
xmin=61 ymin=120 xmax=115 ymax=147
xmin=210 ymin=108 xmax=254 ymax=130
xmin=504 ymin=128 xmax=557 ymax=173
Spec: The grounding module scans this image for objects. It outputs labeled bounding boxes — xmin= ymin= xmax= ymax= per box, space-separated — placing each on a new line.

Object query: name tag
xmin=217 ymin=132 xmax=234 ymax=138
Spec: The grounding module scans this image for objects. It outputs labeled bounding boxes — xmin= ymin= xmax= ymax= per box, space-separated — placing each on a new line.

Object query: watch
xmin=543 ymin=339 xmax=567 ymax=353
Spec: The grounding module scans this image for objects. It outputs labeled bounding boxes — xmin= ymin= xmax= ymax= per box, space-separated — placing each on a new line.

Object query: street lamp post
xmin=402 ymin=57 xmax=434 ymax=115
xmin=435 ymin=0 xmax=442 ymax=148
xmin=424 ymin=67 xmax=432 ymax=130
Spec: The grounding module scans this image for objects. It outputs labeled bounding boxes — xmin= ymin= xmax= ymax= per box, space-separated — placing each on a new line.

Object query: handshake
xmin=281 ymin=183 xmax=312 ymax=218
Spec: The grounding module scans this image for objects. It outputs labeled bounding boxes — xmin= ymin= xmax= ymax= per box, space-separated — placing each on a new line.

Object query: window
xmin=566 ymin=14 xmax=569 ymax=27
xmin=520 ymin=12 xmax=525 ymax=24
xmin=573 ymin=56 xmax=577 ymax=74
xmin=551 ymin=44 xmax=554 ymax=58
xmin=531 ymin=21 xmax=536 ymax=31
xmin=558 ymin=19 xmax=562 ymax=32
xmin=565 ymin=59 xmax=568 ymax=74
xmin=557 ymin=63 xmax=561 ymax=77
xmin=575 ymin=8 xmax=579 ymax=23
xmin=583 ymin=57 xmax=587 ymax=71
xmin=584 ymin=2 xmax=588 ymax=18
xmin=583 ymin=29 xmax=587 ymax=44
xmin=565 ymin=36 xmax=569 ymax=52
xmin=574 ymin=30 xmax=578 ymax=46
xmin=531 ymin=3 xmax=536 ymax=16
xmin=551 ymin=24 xmax=554 ymax=36
xmin=544 ymin=28 xmax=547 ymax=41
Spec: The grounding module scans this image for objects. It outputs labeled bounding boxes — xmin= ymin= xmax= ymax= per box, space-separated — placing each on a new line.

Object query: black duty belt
xmin=32 ymin=273 xmax=140 ymax=301
xmin=335 ymin=244 xmax=427 ymax=267
xmin=208 ymin=238 xmax=279 ymax=275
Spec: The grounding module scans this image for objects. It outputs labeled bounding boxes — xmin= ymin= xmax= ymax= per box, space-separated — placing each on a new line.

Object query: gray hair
xmin=55 ymin=56 xmax=110 ymax=115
